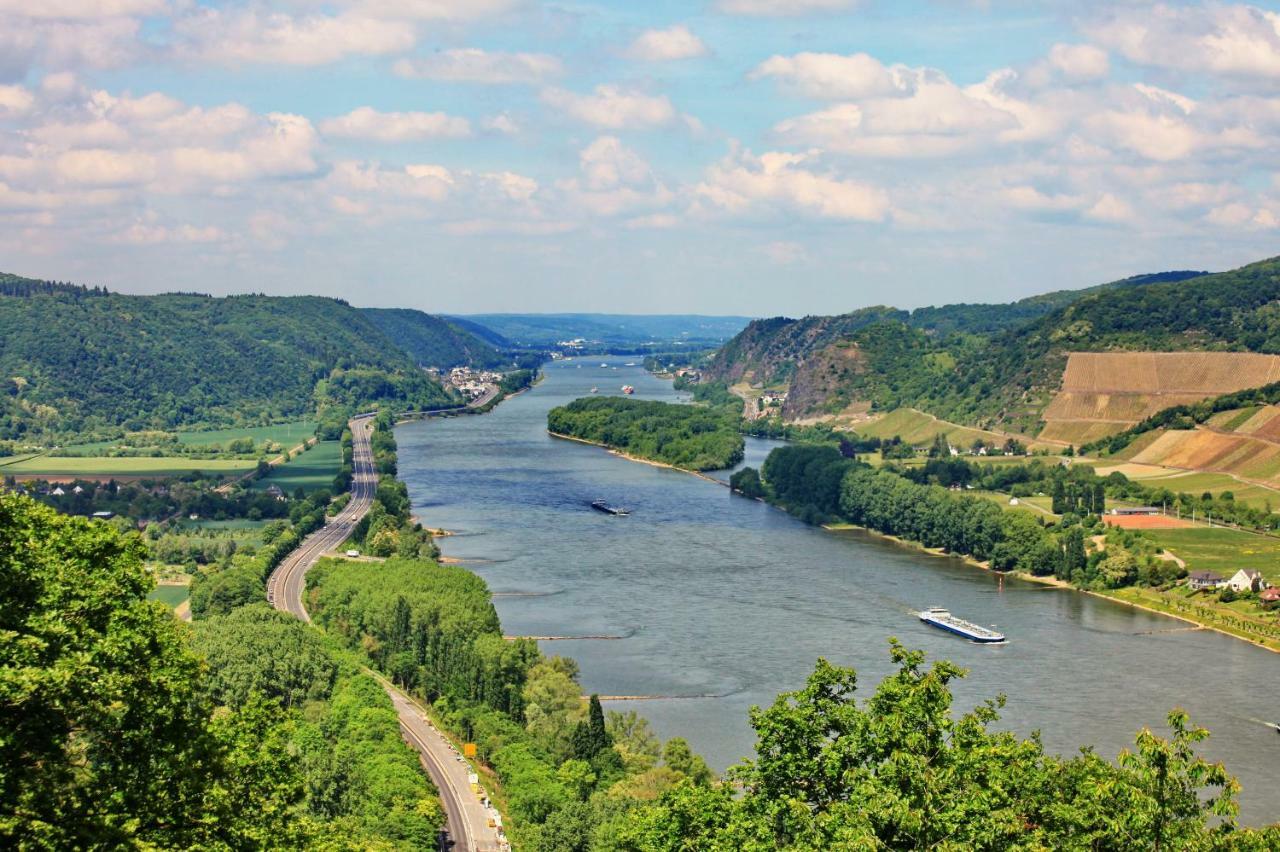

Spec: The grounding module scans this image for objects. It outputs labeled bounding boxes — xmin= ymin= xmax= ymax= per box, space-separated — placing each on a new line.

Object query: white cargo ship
xmin=919 ymin=607 xmax=1006 ymax=643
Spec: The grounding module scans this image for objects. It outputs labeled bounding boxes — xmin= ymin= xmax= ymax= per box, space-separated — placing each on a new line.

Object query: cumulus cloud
xmin=749 ymin=52 xmax=915 ymax=100
xmin=353 ymin=0 xmax=522 ymax=22
xmin=541 ymin=85 xmax=678 ymax=129
xmin=393 ymin=49 xmax=563 ymax=84
xmin=320 ymin=107 xmax=471 ymax=142
xmin=0 ymin=84 xmax=34 ymax=115
xmin=1085 ymin=3 xmax=1280 ymax=79
xmin=555 ymin=136 xmax=674 ymax=218
xmin=172 ymin=8 xmax=415 ymax=66
xmin=1047 ymin=43 xmax=1110 ymax=81
xmin=113 ymin=221 xmax=225 ymax=245
xmin=715 ymin=0 xmax=860 ymax=16
xmin=769 ymin=72 xmax=1019 ymax=157
xmin=624 ymin=25 xmax=708 ymax=62
xmin=697 ymin=149 xmax=889 ymax=221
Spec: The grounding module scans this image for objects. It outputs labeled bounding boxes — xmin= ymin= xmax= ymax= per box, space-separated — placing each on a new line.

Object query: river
xmin=397 ymin=358 xmax=1280 ymax=824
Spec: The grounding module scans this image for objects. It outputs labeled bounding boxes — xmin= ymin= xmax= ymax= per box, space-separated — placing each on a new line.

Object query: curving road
xmin=266 ymin=413 xmax=505 ymax=852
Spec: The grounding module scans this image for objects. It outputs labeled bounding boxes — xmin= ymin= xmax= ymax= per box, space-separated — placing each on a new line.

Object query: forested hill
xmin=0 ymin=282 xmax=457 ymax=441
xmin=701 ymin=259 xmax=1280 ymax=430
xmin=361 ymin=308 xmax=504 ymax=369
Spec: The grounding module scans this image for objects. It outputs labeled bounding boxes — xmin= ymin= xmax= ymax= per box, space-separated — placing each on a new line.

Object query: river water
xmin=397 ymin=358 xmax=1280 ymax=824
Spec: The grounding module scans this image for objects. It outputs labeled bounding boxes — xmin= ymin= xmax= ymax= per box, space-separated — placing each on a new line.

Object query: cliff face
xmin=781 ymin=343 xmax=867 ymax=419
xmin=704 ymin=307 xmax=904 ymax=388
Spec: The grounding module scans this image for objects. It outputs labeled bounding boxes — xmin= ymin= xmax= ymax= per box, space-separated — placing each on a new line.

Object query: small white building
xmin=1227 ymin=568 xmax=1268 ymax=594
xmin=51 ymin=486 xmax=65 ymax=496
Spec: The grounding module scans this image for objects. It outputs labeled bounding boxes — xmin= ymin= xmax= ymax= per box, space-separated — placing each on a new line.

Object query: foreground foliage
xmin=548 ymin=397 xmax=744 ymax=470
xmin=629 ymin=645 xmax=1277 ymax=850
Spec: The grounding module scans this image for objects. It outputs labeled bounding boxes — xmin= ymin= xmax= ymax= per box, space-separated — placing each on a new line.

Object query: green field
xmin=252 ymin=441 xmax=341 ymax=494
xmin=59 ymin=419 xmax=318 ymax=455
xmin=1143 ymin=526 xmax=1280 ymax=585
xmin=175 ymin=420 xmax=317 ymax=448
xmin=147 ymin=584 xmax=190 ymax=609
xmin=3 ymin=456 xmax=256 ymax=477
xmin=180 ymin=518 xmax=272 ymax=531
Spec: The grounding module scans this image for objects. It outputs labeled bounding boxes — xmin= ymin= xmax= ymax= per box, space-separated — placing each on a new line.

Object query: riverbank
xmin=823 ymin=521 xmax=1279 ymax=654
xmin=547 ymin=430 xmax=729 ymax=486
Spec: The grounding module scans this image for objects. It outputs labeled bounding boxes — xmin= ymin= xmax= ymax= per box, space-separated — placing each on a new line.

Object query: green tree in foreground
xmin=626 ymin=642 xmax=1277 ymax=850
xmin=0 ymin=491 xmax=309 ymax=848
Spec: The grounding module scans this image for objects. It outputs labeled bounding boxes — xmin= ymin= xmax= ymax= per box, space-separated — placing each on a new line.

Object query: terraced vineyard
xmin=1040 ymin=352 xmax=1280 ymax=443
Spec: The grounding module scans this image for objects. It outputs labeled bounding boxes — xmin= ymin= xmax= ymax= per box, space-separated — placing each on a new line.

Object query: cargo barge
xmin=591 ymin=500 xmax=630 ymax=516
xmin=919 ymin=607 xmax=1005 ymax=643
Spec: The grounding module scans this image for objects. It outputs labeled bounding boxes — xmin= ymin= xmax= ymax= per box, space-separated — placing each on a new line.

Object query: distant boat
xmin=622 ymin=385 xmax=635 ymax=394
xmin=600 ymin=363 xmax=608 ymax=367
xmin=590 ymin=387 xmax=598 ymax=393
xmin=624 ymin=362 xmax=636 ymax=367
xmin=919 ymin=607 xmax=1005 ymax=643
xmin=591 ymin=499 xmax=629 ymax=516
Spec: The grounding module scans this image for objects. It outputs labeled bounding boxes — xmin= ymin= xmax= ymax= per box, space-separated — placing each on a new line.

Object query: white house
xmin=51 ymin=486 xmax=65 ymax=496
xmin=1227 ymin=568 xmax=1268 ymax=594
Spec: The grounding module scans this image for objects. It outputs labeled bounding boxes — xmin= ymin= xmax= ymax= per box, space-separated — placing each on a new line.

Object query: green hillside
xmin=0 ymin=274 xmax=457 ymax=442
xmin=361 ymin=307 xmax=505 ymax=368
xmin=703 ymin=259 xmax=1278 ymax=433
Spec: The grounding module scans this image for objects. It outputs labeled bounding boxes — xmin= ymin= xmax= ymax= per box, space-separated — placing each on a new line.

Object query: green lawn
xmin=3 ymin=456 xmax=256 ymax=477
xmin=1143 ymin=526 xmax=1280 ymax=585
xmin=252 ymin=441 xmax=341 ymax=494
xmin=147 ymin=584 xmax=190 ymax=609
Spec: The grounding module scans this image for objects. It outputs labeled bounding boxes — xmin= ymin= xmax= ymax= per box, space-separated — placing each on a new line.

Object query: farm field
xmin=1 ymin=456 xmax=256 ymax=477
xmin=1103 ymin=514 xmax=1193 ymax=530
xmin=1141 ymin=526 xmax=1280 ymax=585
xmin=147 ymin=584 xmax=191 ymax=609
xmin=252 ymin=440 xmax=341 ymax=494
xmin=855 ymin=408 xmax=1045 ymax=450
xmin=175 ymin=419 xmax=317 ymax=448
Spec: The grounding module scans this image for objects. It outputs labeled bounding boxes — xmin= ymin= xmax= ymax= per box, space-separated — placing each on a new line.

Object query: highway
xmin=267 ymin=413 xmax=505 ymax=851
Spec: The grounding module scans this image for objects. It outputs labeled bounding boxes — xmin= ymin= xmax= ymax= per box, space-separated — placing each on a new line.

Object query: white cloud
xmin=320 ymin=107 xmax=471 ymax=142
xmin=558 ymin=136 xmax=673 ymax=218
xmin=353 ymin=0 xmax=522 ymax=22
xmin=0 ymin=16 xmax=144 ymax=75
xmin=393 ymin=49 xmax=563 ymax=84
xmin=541 ymin=85 xmax=678 ymax=130
xmin=1047 ymin=44 xmax=1109 ymax=81
xmin=715 ymin=0 xmax=860 ymax=16
xmin=481 ymin=113 xmax=519 ymax=135
xmin=770 ymin=72 xmax=1019 ymax=157
xmin=1086 ymin=4 xmax=1280 ymax=79
xmin=624 ymin=25 xmax=708 ymax=62
xmin=0 ymin=0 xmax=165 ymax=19
xmin=55 ymin=148 xmax=156 ymax=186
xmin=1084 ymin=193 xmax=1136 ymax=224
xmin=749 ymin=52 xmax=914 ymax=100
xmin=113 ymin=221 xmax=225 ymax=245
xmin=0 ymin=84 xmax=34 ymax=115
xmin=173 ymin=9 xmax=415 ymax=66
xmin=1206 ymin=202 xmax=1280 ymax=229
xmin=578 ymin=136 xmax=650 ymax=190
xmin=697 ymin=149 xmax=889 ymax=221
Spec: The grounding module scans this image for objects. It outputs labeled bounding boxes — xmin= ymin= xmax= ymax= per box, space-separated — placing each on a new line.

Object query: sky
xmin=1 ymin=1 xmax=1279 ymax=316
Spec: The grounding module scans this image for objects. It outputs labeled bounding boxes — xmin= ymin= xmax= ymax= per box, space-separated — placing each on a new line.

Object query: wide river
xmin=398 ymin=359 xmax=1280 ymax=824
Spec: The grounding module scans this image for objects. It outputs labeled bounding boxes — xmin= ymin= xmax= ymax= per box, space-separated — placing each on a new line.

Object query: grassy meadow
xmin=252 ymin=441 xmax=342 ymax=494
xmin=3 ymin=456 xmax=257 ymax=477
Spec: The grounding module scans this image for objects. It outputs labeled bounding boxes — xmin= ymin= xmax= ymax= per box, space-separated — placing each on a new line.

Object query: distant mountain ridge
xmin=453 ymin=313 xmax=754 ymax=347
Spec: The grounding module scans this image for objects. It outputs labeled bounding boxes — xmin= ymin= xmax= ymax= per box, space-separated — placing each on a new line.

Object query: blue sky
xmin=1 ymin=1 xmax=1279 ymax=315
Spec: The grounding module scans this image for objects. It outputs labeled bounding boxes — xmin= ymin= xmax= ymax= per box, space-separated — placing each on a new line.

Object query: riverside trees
xmin=548 ymin=397 xmax=744 ymax=470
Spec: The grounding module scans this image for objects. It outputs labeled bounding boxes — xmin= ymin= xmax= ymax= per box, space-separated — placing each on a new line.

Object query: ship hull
xmin=921 ymin=616 xmax=1005 ymax=643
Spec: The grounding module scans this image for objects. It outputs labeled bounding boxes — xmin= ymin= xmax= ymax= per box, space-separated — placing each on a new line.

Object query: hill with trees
xmin=702 ymin=258 xmax=1280 ymax=435
xmin=361 ymin=307 xmax=506 ymax=369
xmin=0 ymin=273 xmax=460 ymax=442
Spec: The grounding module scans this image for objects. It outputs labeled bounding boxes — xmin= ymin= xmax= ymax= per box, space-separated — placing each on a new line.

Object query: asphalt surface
xmin=266 ymin=413 xmax=505 ymax=851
